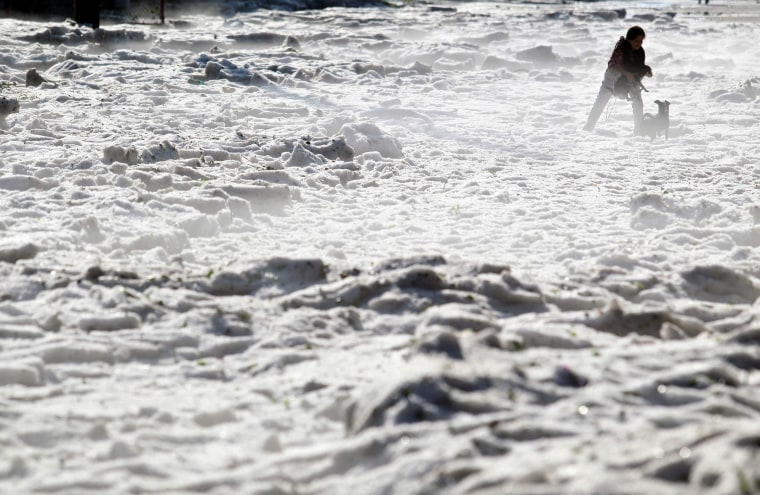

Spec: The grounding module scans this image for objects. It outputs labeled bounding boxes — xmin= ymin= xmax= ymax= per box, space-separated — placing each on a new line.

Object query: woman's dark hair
xmin=626 ymin=26 xmax=646 ymax=41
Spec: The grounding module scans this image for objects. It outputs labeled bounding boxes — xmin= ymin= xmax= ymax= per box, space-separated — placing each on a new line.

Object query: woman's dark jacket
xmin=608 ymin=36 xmax=651 ymax=78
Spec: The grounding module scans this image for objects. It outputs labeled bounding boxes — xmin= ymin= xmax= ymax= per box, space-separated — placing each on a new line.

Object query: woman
xmin=583 ymin=26 xmax=653 ymax=134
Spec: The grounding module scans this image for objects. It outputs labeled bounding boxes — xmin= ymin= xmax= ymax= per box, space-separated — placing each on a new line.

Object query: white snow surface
xmin=2 ymin=1 xmax=760 ymax=493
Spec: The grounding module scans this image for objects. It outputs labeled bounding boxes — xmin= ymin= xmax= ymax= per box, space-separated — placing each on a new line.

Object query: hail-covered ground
xmin=1 ymin=0 xmax=760 ymax=493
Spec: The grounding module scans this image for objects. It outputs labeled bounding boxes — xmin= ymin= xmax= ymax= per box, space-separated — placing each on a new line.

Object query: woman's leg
xmin=584 ymin=85 xmax=613 ymax=131
xmin=584 ymin=69 xmax=619 ymax=131
xmin=631 ymin=89 xmax=644 ymax=135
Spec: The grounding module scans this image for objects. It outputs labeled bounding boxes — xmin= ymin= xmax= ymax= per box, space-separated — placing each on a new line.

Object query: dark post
xmin=74 ymin=0 xmax=100 ymax=28
xmin=160 ymin=0 xmax=165 ymax=24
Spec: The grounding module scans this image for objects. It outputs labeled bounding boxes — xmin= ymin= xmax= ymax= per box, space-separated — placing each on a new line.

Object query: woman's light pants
xmin=584 ymin=68 xmax=643 ymax=133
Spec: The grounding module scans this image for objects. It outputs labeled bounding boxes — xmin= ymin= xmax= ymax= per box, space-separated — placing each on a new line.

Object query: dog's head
xmin=654 ymin=99 xmax=670 ymax=116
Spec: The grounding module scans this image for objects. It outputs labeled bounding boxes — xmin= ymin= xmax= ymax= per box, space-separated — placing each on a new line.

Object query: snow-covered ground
xmin=1 ymin=1 xmax=760 ymax=493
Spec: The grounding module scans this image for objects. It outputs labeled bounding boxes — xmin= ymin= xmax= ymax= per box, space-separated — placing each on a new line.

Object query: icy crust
xmin=0 ymin=124 xmax=404 ymax=248
xmin=1 ymin=254 xmax=760 ymax=493
xmin=18 ymin=25 xmax=152 ymax=47
xmin=1 ymin=1 xmax=760 ymax=493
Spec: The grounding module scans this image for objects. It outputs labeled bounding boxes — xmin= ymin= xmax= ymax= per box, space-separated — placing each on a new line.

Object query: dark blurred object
xmin=553 ymin=365 xmax=589 ymax=388
xmin=3 ymin=0 xmax=72 ymax=18
xmin=4 ymin=0 xmax=67 ymax=17
xmin=74 ymin=0 xmax=99 ymax=27
xmin=26 ymin=68 xmax=46 ymax=87
xmin=2 ymin=0 xmax=156 ymax=23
